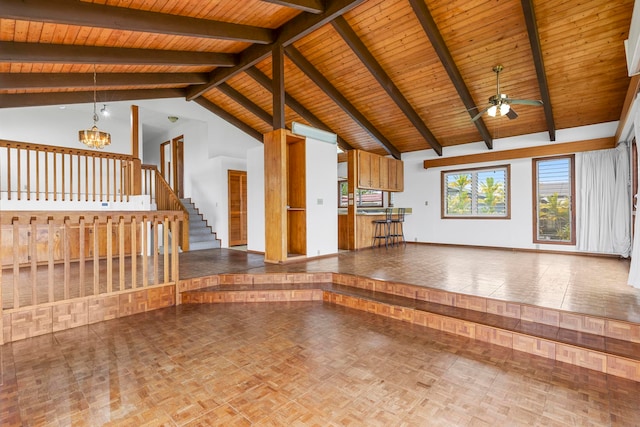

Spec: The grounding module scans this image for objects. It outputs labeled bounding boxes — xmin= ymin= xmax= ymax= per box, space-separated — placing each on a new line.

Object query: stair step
xmin=190 ymin=227 xmax=213 ymax=236
xmin=180 ymin=274 xmax=640 ymax=383
xmin=177 ymin=198 xmax=220 ymax=251
xmin=189 ymin=235 xmax=218 ymax=244
xmin=189 ymin=240 xmax=221 ymax=250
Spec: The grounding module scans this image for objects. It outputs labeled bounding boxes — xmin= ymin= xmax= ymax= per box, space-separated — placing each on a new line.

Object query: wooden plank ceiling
xmin=0 ymin=0 xmax=634 ymax=158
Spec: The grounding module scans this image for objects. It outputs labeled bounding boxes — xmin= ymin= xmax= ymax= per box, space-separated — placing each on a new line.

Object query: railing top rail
xmin=0 ymin=139 xmax=134 ymax=161
xmin=0 ymin=210 xmax=185 ymax=225
xmin=141 ymin=164 xmax=159 ymax=171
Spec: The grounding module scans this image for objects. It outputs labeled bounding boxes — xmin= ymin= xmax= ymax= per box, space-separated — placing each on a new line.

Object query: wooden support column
xmin=272 ymin=44 xmax=285 ymax=130
xmin=347 ymin=149 xmax=357 ymax=250
xmin=130 ymin=105 xmax=141 ymax=195
xmin=264 ymin=129 xmax=288 ymax=262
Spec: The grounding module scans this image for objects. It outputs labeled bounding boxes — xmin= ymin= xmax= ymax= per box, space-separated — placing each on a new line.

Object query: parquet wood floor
xmin=2 ymin=302 xmax=640 ymax=426
xmin=2 ymin=244 xmax=640 ymax=425
xmin=179 ymin=244 xmax=640 ymax=323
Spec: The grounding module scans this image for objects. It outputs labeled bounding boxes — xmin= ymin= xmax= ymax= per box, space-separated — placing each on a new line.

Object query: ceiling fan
xmin=471 ymin=65 xmax=543 ymax=122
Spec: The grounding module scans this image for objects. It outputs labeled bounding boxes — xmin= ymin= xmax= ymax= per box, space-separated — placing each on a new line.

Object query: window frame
xmin=532 ymin=154 xmax=576 ymax=245
xmin=441 ymin=165 xmax=511 ymax=219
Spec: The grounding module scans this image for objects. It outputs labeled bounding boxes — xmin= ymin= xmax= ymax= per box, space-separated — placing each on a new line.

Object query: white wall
xmin=394 ymin=122 xmax=619 ymax=252
xmin=134 ymin=99 xmax=261 ymax=248
xmin=247 ymin=146 xmax=265 ymax=252
xmin=0 ymin=105 xmax=131 ymax=154
xmin=306 ymin=138 xmax=338 ymax=256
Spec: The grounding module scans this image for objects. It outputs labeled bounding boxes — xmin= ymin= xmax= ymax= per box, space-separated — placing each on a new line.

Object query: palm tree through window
xmin=533 ymin=155 xmax=575 ymax=244
xmin=441 ymin=166 xmax=510 ymax=218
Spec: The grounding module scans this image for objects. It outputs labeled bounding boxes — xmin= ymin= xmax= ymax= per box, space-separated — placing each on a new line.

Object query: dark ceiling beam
xmin=285 ymin=45 xmax=401 ymax=159
xmin=245 ymin=66 xmax=354 ymax=150
xmin=260 ymin=0 xmax=324 ymax=14
xmin=0 ymin=42 xmax=236 ymax=67
xmin=186 ymin=0 xmax=366 ymax=100
xmin=332 ymin=16 xmax=442 ymax=156
xmin=408 ymin=0 xmax=493 ymax=150
xmin=192 ymin=97 xmax=264 ymax=142
xmin=272 ymin=45 xmax=286 ymax=129
xmin=0 ymin=0 xmax=274 ymax=44
xmin=521 ymin=0 xmax=556 ymax=141
xmin=216 ymin=83 xmax=273 ymax=125
xmin=0 ymin=73 xmax=209 ymax=90
xmin=0 ymin=88 xmax=186 ymax=108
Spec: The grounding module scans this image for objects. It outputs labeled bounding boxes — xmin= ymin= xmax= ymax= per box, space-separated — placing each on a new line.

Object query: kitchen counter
xmin=338 ymin=208 xmax=410 ymax=249
xmin=338 ymin=207 xmax=412 ymax=215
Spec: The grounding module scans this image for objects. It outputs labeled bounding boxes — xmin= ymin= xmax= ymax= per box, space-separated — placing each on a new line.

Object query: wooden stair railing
xmin=0 ymin=139 xmax=137 ymax=202
xmin=141 ymin=164 xmax=190 ymax=251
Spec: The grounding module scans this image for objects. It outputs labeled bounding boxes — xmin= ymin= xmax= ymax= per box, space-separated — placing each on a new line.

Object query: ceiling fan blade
xmin=506 ymin=98 xmax=543 ymax=106
xmin=506 ymin=108 xmax=518 ymax=120
xmin=471 ymin=106 xmax=491 ymax=122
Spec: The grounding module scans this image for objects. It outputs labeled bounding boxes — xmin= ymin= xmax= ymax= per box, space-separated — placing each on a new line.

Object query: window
xmin=338 ymin=181 xmax=383 ymax=208
xmin=533 ymin=155 xmax=575 ymax=244
xmin=442 ymin=165 xmax=510 ymax=218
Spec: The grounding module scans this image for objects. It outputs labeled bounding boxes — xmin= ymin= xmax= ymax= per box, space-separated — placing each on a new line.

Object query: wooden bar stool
xmin=371 ymin=208 xmax=393 ymax=248
xmin=390 ymin=208 xmax=406 ymax=246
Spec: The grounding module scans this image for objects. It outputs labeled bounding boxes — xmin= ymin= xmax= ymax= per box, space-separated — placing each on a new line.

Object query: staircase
xmin=181 ymin=198 xmax=221 ymax=250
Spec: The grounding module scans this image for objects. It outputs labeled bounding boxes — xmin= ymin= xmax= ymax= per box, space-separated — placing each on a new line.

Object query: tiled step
xmin=179 ymin=272 xmax=640 ymax=383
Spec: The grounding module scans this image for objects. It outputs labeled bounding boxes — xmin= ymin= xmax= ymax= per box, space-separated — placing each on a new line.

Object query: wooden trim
xmin=615 ymin=74 xmax=640 ymax=142
xmin=423 ymin=137 xmax=615 ymax=169
xmin=131 ymin=105 xmax=139 ymax=159
xmin=440 ymin=164 xmax=511 ymax=220
xmin=532 ymin=154 xmax=576 ymax=246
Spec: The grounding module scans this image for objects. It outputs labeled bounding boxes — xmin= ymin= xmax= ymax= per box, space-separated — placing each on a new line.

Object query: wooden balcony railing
xmin=1 ymin=211 xmax=183 ymax=311
xmin=141 ymin=164 xmax=190 ymax=251
xmin=0 ymin=139 xmax=137 ymax=202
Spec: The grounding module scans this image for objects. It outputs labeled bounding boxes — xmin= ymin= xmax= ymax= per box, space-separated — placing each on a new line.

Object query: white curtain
xmin=576 ymin=144 xmax=631 ymax=256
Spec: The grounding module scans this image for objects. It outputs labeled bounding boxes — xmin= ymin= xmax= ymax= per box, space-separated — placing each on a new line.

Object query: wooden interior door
xmin=160 ymin=141 xmax=171 ymax=184
xmin=172 ymin=136 xmax=184 ymax=198
xmin=228 ymin=170 xmax=247 ymax=246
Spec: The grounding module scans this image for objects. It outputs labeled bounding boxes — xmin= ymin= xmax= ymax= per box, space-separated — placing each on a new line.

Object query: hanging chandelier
xmin=79 ymin=66 xmax=111 ymax=149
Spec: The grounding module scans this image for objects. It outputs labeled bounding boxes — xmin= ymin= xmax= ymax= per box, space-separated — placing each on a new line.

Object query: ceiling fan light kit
xmin=471 ymin=65 xmax=543 ymax=122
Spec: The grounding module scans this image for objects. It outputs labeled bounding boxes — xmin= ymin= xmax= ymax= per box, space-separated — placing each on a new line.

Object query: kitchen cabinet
xmin=357 ymin=150 xmax=403 ymax=192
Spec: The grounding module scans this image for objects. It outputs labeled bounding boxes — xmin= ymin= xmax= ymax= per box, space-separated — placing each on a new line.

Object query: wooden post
xmin=130 ymin=105 xmax=142 ymax=195
xmin=347 ymin=149 xmax=358 ymax=250
xmin=264 ymin=129 xmax=288 ymax=263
